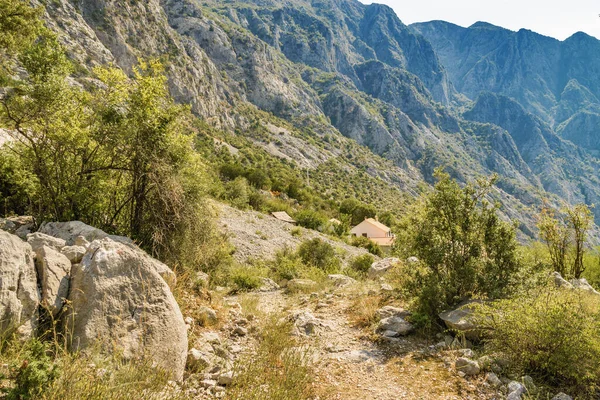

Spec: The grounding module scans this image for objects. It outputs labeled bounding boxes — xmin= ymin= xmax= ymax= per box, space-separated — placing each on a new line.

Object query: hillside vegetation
xmin=1 ymin=1 xmax=600 ymax=400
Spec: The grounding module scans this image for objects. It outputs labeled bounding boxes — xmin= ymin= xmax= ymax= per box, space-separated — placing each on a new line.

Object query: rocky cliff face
xmin=34 ymin=0 xmax=600 ymax=236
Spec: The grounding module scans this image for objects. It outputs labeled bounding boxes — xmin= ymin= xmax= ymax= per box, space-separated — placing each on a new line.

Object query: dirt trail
xmin=228 ymin=288 xmax=497 ymax=400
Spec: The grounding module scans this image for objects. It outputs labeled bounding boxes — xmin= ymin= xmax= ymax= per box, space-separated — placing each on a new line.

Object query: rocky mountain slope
xmin=35 ymin=0 xmax=600 ymax=236
xmin=412 ymin=21 xmax=600 ymax=152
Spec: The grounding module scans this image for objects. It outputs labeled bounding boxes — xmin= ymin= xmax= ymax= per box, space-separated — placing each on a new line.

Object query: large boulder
xmin=27 ymin=232 xmax=66 ymax=252
xmin=34 ymin=246 xmax=71 ymax=317
xmin=65 ymin=238 xmax=187 ymax=381
xmin=0 ymin=231 xmax=39 ymax=339
xmin=570 ymin=278 xmax=600 ymax=296
xmin=39 ymin=221 xmax=132 ymax=246
xmin=439 ymin=300 xmax=485 ymax=340
xmin=368 ymin=258 xmax=400 ymax=279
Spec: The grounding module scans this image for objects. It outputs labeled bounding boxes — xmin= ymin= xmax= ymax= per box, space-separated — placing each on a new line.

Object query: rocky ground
xmin=214 ymin=202 xmax=371 ymax=265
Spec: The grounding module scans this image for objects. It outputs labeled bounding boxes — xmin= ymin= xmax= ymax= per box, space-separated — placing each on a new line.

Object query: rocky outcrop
xmin=34 ymin=246 xmax=71 ymax=317
xmin=439 ymin=300 xmax=485 ymax=340
xmin=0 ymin=231 xmax=39 ymax=339
xmin=66 ymin=238 xmax=187 ymax=380
xmin=368 ymin=257 xmax=400 ymax=279
xmin=39 ymin=221 xmax=131 ymax=246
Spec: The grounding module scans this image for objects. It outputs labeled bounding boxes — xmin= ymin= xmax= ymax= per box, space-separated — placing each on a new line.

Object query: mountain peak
xmin=469 ymin=21 xmax=502 ymax=30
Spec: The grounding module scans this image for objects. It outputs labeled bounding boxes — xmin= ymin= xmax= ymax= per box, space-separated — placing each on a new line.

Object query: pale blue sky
xmin=359 ymin=0 xmax=600 ymax=40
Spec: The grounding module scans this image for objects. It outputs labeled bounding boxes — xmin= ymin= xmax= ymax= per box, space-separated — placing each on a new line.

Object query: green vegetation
xmin=394 ymin=170 xmax=521 ymax=319
xmin=297 ymin=238 xmax=341 ymax=273
xmin=476 ymin=285 xmax=600 ymax=396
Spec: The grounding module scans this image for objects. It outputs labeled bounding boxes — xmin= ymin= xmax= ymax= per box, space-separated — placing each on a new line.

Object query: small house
xmin=350 ymin=218 xmax=395 ymax=247
xmin=271 ymin=211 xmax=296 ymax=225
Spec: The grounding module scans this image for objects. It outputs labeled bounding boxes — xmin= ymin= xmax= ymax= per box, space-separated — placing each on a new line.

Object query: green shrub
xmin=395 ymin=170 xmax=521 ymax=319
xmin=229 ymin=266 xmax=264 ymax=292
xmin=350 ymin=236 xmax=383 ymax=257
xmin=271 ymin=248 xmax=303 ymax=281
xmin=349 ymin=253 xmax=375 ymax=276
xmin=4 ymin=340 xmax=60 ymax=400
xmin=476 ymin=285 xmax=600 ymax=395
xmin=225 ymin=177 xmax=250 ymax=209
xmin=297 ymin=238 xmax=340 ymax=273
xmin=294 ymin=209 xmax=327 ymax=231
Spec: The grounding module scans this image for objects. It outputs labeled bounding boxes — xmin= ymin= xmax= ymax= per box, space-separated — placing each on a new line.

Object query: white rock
xmin=217 ymin=371 xmax=233 ymax=386
xmin=455 ymin=357 xmax=480 ymax=376
xmin=327 ymin=274 xmax=356 ymax=288
xmin=380 ymin=283 xmax=393 ymax=292
xmin=74 ymin=235 xmax=90 ymax=248
xmin=0 ymin=231 xmax=39 ymax=339
xmin=65 ymin=238 xmax=187 ymax=381
xmin=368 ymin=258 xmax=400 ymax=279
xmin=259 ymin=277 xmax=280 ymax=292
xmin=39 ymin=221 xmax=132 ymax=246
xmin=486 ymin=372 xmax=502 ymax=387
xmin=507 ymin=381 xmax=526 ymax=399
xmin=439 ymin=300 xmax=485 ymax=340
xmin=287 ymin=279 xmax=317 ymax=292
xmin=552 ymin=271 xmax=573 ymax=289
xmin=233 ymin=326 xmax=247 ymax=336
xmin=377 ymin=316 xmax=414 ymax=336
xmin=551 ymin=393 xmax=573 ymax=400
xmin=198 ymin=306 xmax=218 ymax=326
xmin=27 ymin=232 xmax=66 ymax=252
xmin=34 ymin=246 xmax=71 ymax=316
xmin=60 ymin=245 xmax=87 ymax=264
xmin=570 ymin=278 xmax=600 ymax=296
xmin=406 ymin=256 xmax=419 ymax=264
xmin=377 ymin=306 xmax=410 ymax=319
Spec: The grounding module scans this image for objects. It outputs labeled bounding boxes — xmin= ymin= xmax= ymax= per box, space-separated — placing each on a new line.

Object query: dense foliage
xmin=395 ymin=170 xmax=521 ymax=318
xmin=476 ymin=285 xmax=600 ymax=395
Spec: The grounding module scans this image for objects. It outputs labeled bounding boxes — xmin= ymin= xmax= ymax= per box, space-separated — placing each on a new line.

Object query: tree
xmin=396 ymin=170 xmax=520 ymax=318
xmin=538 ymin=203 xmax=593 ymax=279
xmin=339 ymin=198 xmax=376 ymax=226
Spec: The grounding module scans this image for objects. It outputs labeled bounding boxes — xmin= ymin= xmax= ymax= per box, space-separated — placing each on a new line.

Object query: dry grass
xmin=226 ymin=316 xmax=320 ymax=400
xmin=346 ymin=294 xmax=384 ymax=328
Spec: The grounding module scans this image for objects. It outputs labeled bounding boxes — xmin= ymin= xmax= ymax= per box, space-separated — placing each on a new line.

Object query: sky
xmin=358 ymin=0 xmax=600 ymax=40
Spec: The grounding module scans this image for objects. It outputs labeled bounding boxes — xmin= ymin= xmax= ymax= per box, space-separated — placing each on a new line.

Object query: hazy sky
xmin=358 ymin=0 xmax=600 ymax=40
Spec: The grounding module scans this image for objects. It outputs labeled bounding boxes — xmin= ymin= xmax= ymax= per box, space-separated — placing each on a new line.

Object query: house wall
xmin=350 ymin=221 xmax=387 ymax=238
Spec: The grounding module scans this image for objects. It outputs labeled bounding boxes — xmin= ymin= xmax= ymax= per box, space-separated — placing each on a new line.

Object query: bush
xmin=350 ymin=236 xmax=383 ymax=257
xmin=294 ymin=209 xmax=327 ymax=231
xmin=229 ymin=265 xmax=264 ymax=292
xmin=4 ymin=340 xmax=60 ymax=400
xmin=395 ymin=170 xmax=521 ymax=319
xmin=297 ymin=238 xmax=340 ymax=273
xmin=225 ymin=177 xmax=250 ymax=209
xmin=349 ymin=253 xmax=375 ymax=276
xmin=476 ymin=285 xmax=600 ymax=395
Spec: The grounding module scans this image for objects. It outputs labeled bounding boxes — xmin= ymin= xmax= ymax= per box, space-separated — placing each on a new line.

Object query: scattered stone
xmin=0 ymin=231 xmax=39 ymax=339
xmin=217 ymin=371 xmax=233 ymax=386
xmin=406 ymin=256 xmax=419 ymax=264
xmin=200 ymin=379 xmax=217 ymax=389
xmin=198 ymin=306 xmax=218 ymax=326
xmin=376 ymin=306 xmax=410 ymax=319
xmin=521 ymin=375 xmax=536 ymax=393
xmin=507 ymin=381 xmax=526 ymax=400
xmin=34 ymin=246 xmax=71 ymax=316
xmin=439 ymin=300 xmax=485 ymax=340
xmin=287 ymin=279 xmax=317 ymax=292
xmin=377 ymin=316 xmax=414 ymax=336
xmin=66 ymin=238 xmax=187 ymax=381
xmin=327 ymin=274 xmax=356 ymax=288
xmin=380 ymin=283 xmax=394 ymax=292
xmin=368 ymin=258 xmax=400 ymax=279
xmin=233 ymin=326 xmax=248 ymax=336
xmin=288 ymin=310 xmax=327 ymax=336
xmin=455 ymin=357 xmax=480 ymax=376
xmin=259 ymin=277 xmax=280 ymax=292
xmin=187 ymin=348 xmax=210 ymax=371
xmin=201 ymin=332 xmax=222 ymax=345
xmin=184 ymin=316 xmax=194 ymax=325
xmin=60 ymin=245 xmax=87 ymax=263
xmin=552 ymin=271 xmax=573 ymax=289
xmin=551 ymin=393 xmax=573 ymax=400
xmin=477 ymin=355 xmax=494 ymax=371
xmin=194 ymin=271 xmax=210 ymax=288
xmin=27 ymin=232 xmax=66 ymax=252
xmin=459 ymin=348 xmax=475 ymax=359
xmin=486 ymin=372 xmax=502 ymax=388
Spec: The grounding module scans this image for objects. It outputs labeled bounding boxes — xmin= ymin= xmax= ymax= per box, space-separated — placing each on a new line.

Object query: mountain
xmin=33 ymin=0 xmax=600 ymax=237
xmin=412 ymin=20 xmax=600 ymax=150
